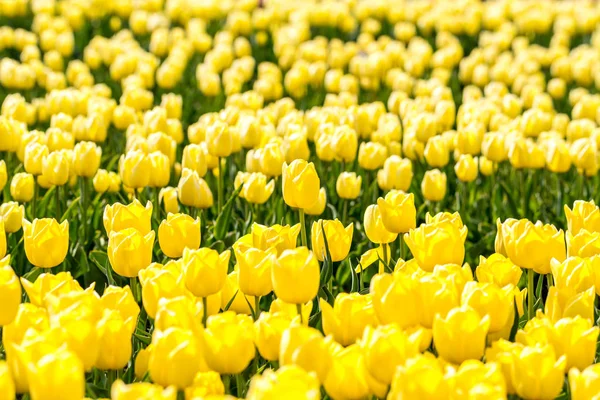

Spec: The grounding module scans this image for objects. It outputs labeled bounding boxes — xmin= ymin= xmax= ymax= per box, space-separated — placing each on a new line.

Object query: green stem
xmin=235 ymin=373 xmax=246 ymax=398
xmin=520 ymin=169 xmax=527 ymax=218
xmin=130 ymin=277 xmax=140 ymax=303
xmin=31 ymin=182 xmax=38 ymax=220
xmin=55 ymin=185 xmax=62 ymax=219
xmin=527 ymin=268 xmax=534 ymax=320
xmin=153 ymin=188 xmax=161 ymax=222
xmin=79 ymin=177 xmax=88 ymax=244
xmin=398 ymin=234 xmax=405 ymax=261
xmin=107 ymin=369 xmax=117 ymax=390
xmin=217 ymin=157 xmax=223 ymax=214
xmin=222 ymin=375 xmax=231 ymax=394
xmin=299 ymin=208 xmax=307 ymax=247
xmin=296 ymin=303 xmax=303 ymax=324
xmin=341 ymin=198 xmax=348 ymax=223
xmin=202 ymin=296 xmax=208 ymax=327
xmin=547 ymin=273 xmax=553 ymax=287
xmin=381 ymin=243 xmax=389 ymax=274
xmin=254 ymin=296 xmax=260 ymax=320
xmin=490 ymin=166 xmax=497 ymax=221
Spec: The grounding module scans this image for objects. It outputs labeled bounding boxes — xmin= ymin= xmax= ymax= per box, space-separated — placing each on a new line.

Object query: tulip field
xmin=4 ymin=0 xmax=600 ymax=399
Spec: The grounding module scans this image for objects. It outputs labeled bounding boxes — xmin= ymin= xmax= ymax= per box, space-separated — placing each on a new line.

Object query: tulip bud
xmin=510 ymin=345 xmax=567 ymax=400
xmin=103 ymin=199 xmax=153 ymax=235
xmin=159 ymin=187 xmax=179 ymax=214
xmin=377 ymin=155 xmax=412 ymax=191
xmin=424 ymin=135 xmax=449 ymax=167
xmin=107 ymin=228 xmax=155 ymax=278
xmin=73 ymin=141 xmax=101 ymax=178
xmin=182 ymin=144 xmax=207 ymax=177
xmin=304 ymin=187 xmax=326 ymax=216
xmin=239 ymin=172 xmax=275 ymax=205
xmin=235 ymin=246 xmax=276 ymax=297
xmin=158 ymin=213 xmax=201 ymax=259
xmin=247 ymin=365 xmax=320 ymax=400
xmin=280 ymin=324 xmax=333 ymax=383
xmin=177 ymin=168 xmax=213 ymax=209
xmin=476 ymin=253 xmax=522 ymax=287
xmin=100 ymin=285 xmax=140 ymax=324
xmin=336 ymin=172 xmax=361 ymax=200
xmin=0 ymin=202 xmax=24 ymax=233
xmin=0 ymin=160 xmax=6 ymax=191
xmin=421 ymin=169 xmax=447 ymax=201
xmin=260 ymin=142 xmax=284 ymax=177
xmin=311 ymin=219 xmax=353 ymax=262
xmin=92 ymin=169 xmax=110 ymax=193
xmin=139 ymin=267 xmax=185 ymax=320
xmin=273 ymin=247 xmax=320 ymax=304
xmin=404 ymin=220 xmax=467 ymax=272
xmin=0 ymin=361 xmax=15 ymax=399
xmin=202 ymin=312 xmax=256 ymax=374
xmin=95 ymin=309 xmax=134 ymax=370
xmin=377 ymin=191 xmax=416 ymax=234
xmin=364 ymin=204 xmax=398 ymax=244
xmin=320 ymin=293 xmax=378 ymax=346
xmin=24 ymin=142 xmax=49 ymax=175
xmin=454 ymin=154 xmax=478 ymax=182
xmin=358 ymin=142 xmax=388 ymax=170
xmin=282 ymin=160 xmax=320 ymax=209
xmin=111 ymin=380 xmax=176 ymax=400
xmin=569 ymin=364 xmax=600 ymax=400
xmin=119 ymin=150 xmax=150 ymax=189
xmin=148 ymin=151 xmax=171 ymax=188
xmin=182 ymin=247 xmax=230 ymax=298
xmin=253 ymin=312 xmax=292 ymax=361
xmin=23 ymin=219 xmax=69 ymax=269
xmin=565 ymin=200 xmax=600 ymax=235
xmin=0 ymin=257 xmax=21 ymax=326
xmin=10 ymin=172 xmax=34 ymax=202
xmin=42 ymin=151 xmax=70 ymax=186
xmin=28 ymin=347 xmax=85 ymax=400
xmin=206 ymin=121 xmax=233 ymax=158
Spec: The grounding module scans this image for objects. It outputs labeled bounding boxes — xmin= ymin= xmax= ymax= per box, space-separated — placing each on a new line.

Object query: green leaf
xmin=61 ymin=196 xmax=81 ymax=222
xmin=89 ymin=250 xmax=115 ymax=286
xmin=319 ymin=220 xmax=333 ymax=286
xmin=223 ymin=290 xmax=239 ymax=311
xmin=213 ymin=185 xmax=243 ymax=241
xmin=349 ymin=258 xmax=359 ymax=293
xmin=498 ymin=181 xmax=519 ymax=217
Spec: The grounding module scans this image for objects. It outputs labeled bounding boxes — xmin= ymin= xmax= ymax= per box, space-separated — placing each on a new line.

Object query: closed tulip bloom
xmin=450 ymin=360 xmax=507 ymax=399
xmin=571 ymin=138 xmax=598 ymax=175
xmin=260 ymin=142 xmax=284 ymax=177
xmin=567 ymin=230 xmax=600 ymax=258
xmin=134 ymin=346 xmax=152 ymax=380
xmin=358 ymin=142 xmax=387 ymax=170
xmin=282 ymin=159 xmax=320 ymax=209
xmin=119 ymin=150 xmax=150 ymax=189
xmin=147 ymin=132 xmax=176 ymax=165
xmin=177 ymin=168 xmax=214 ymax=209
xmin=139 ymin=268 xmax=186 ymax=320
xmin=92 ymin=169 xmax=110 ymax=193
xmin=158 ymin=213 xmax=201 ymax=258
xmin=377 ymin=191 xmax=416 ymax=234
xmin=545 ymin=139 xmax=572 ymax=173
xmin=23 ymin=219 xmax=69 ymax=269
xmin=370 ymin=273 xmax=420 ymax=328
xmin=416 ymin=273 xmax=460 ymax=328
xmin=0 ymin=221 xmax=4 ymax=259
xmin=324 ymin=343 xmax=386 ymax=400
xmin=501 ymin=219 xmax=566 ymax=274
xmin=551 ymin=257 xmax=595 ymax=295
xmin=220 ymin=271 xmax=255 ymax=315
xmin=424 ymin=135 xmax=450 ymax=167
xmin=235 ymin=246 xmax=276 ymax=297
xmin=182 ymin=144 xmax=207 ymax=177
xmin=311 ymin=219 xmax=353 ymax=262
xmin=332 ymin=126 xmax=358 ymax=163
xmin=111 ymin=380 xmax=177 ymax=400
xmin=404 ymin=220 xmax=467 ymax=272
xmin=73 ymin=141 xmax=101 ymax=178
xmin=364 ymin=204 xmax=398 ymax=244
xmin=254 ymin=312 xmax=292 ymax=361
xmin=235 ymin=223 xmax=301 ymax=256
xmin=569 ymin=364 xmax=600 ymax=400
xmin=148 ymin=151 xmax=171 ymax=188
xmin=481 ymin=132 xmax=508 ymax=162
xmin=283 ymin=132 xmax=310 ymax=163
xmin=41 ymin=151 xmax=70 ymax=186
xmin=273 ymin=247 xmax=320 ymax=304
xmin=421 ymin=169 xmax=447 ymax=201
xmin=0 ymin=258 xmax=21 ymax=326
xmin=320 ymin=293 xmax=378 ymax=346
xmin=10 ymin=172 xmax=34 ymax=202
xmin=28 ymin=347 xmax=85 ymax=400
xmin=104 ymin=200 xmax=152 ymax=235
xmin=433 ymin=305 xmax=490 ymax=364
xmin=206 ymin=121 xmax=233 ymax=158
xmin=95 ymin=309 xmax=134 ymax=370
xmin=159 ymin=187 xmax=179 ymax=214
xmin=336 ymin=172 xmax=362 ymax=200
xmin=280 ymin=323 xmax=333 ymax=383
xmin=455 ymin=154 xmax=478 ymax=182
xmin=202 ymin=312 xmax=255 ymax=374
xmin=241 ymin=172 xmax=275 ymax=205
xmin=359 ymin=324 xmax=423 ymax=385
xmin=19 ymin=272 xmax=83 ymax=309
xmin=182 ymin=247 xmax=230 ymax=298
xmin=476 ymin=254 xmax=522 ymax=287
xmin=247 ymin=365 xmax=320 ymax=400
xmin=154 ymin=296 xmax=205 ymax=334
xmin=149 ymin=327 xmax=206 ymax=389
xmin=107 ymin=228 xmax=155 ymax=278
xmin=0 ymin=202 xmax=24 ymax=233
xmin=24 ymin=142 xmax=49 ymax=175
xmin=461 ymin=281 xmax=514 ymax=333
xmin=565 ymin=200 xmax=600 ymax=235
xmin=510 ymin=345 xmax=566 ymax=400
xmin=0 ymin=361 xmax=15 ymax=400
xmin=269 ymin=299 xmax=313 ymax=325
xmin=304 ymin=187 xmax=326 ymax=216
xmin=377 ymin=155 xmax=412 ymax=191
xmin=388 ymin=353 xmax=451 ymax=399
xmin=545 ymin=286 xmax=595 ymax=324
xmin=100 ymin=286 xmax=140 ymax=326
xmin=0 ymin=161 xmax=6 ymax=191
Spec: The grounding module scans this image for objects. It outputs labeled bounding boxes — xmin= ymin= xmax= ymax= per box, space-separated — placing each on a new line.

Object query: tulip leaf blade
xmin=349 ymin=258 xmax=359 ymax=293
xmin=214 ymin=185 xmax=243 ymax=241
xmin=319 ymin=220 xmax=334 ymax=287
xmin=223 ymin=289 xmax=239 ymax=312
xmin=89 ymin=250 xmax=116 ymax=286
xmin=498 ymin=181 xmax=519 ymax=217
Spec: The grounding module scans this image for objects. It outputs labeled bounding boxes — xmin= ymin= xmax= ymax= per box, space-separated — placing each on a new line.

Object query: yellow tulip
xmin=272 ymin=247 xmax=320 ymax=305
xmin=311 ymin=219 xmax=353 ymax=262
xmin=358 ymin=141 xmax=387 ymax=170
xmin=159 ymin=187 xmax=179 ymax=214
xmin=421 ymin=169 xmax=447 ymax=201
xmin=253 ymin=311 xmax=292 ymax=361
xmin=377 ymin=191 xmax=417 ymax=234
xmin=388 ymin=353 xmax=451 ymax=398
xmin=139 ymin=267 xmax=186 ymax=320
xmin=158 ymin=213 xmax=201 ymax=258
xmin=500 ymin=219 xmax=566 ymax=274
xmin=279 ymin=323 xmax=333 ymax=383
xmin=364 ymin=204 xmax=398 ymax=245
xmin=73 ymin=141 xmax=102 ymax=178
xmin=461 ymin=281 xmax=514 ymax=333
xmin=567 ymin=230 xmax=600 ymax=257
xmin=100 ymin=286 xmax=140 ymax=325
xmin=336 ymin=172 xmax=362 ymax=200
xmin=476 ymin=253 xmax=522 ymax=287
xmin=0 ymin=361 xmax=15 ymax=400
xmin=370 ymin=272 xmax=420 ymax=328
xmin=376 ymin=155 xmax=412 ymax=191
xmin=238 ymin=172 xmax=275 ymax=205
xmin=202 ymin=312 xmax=255 ymax=374
xmin=28 ymin=347 xmax=85 ymax=400
xmin=454 ymin=154 xmax=478 ymax=182
xmin=247 ymin=365 xmax=320 ymax=400
xmin=569 ymin=364 xmax=600 ymax=400
xmin=433 ymin=305 xmax=490 ymax=364
xmin=424 ymin=135 xmax=449 ymax=167
xmin=103 ymin=199 xmax=153 ymax=235
xmin=545 ymin=286 xmax=595 ymax=324
xmin=111 ymin=380 xmax=177 ymax=400
xmin=149 ymin=327 xmax=207 ymax=389
xmin=0 ymin=202 xmax=24 ymax=233
xmin=259 ymin=142 xmax=284 ymax=177
xmin=321 ymin=293 xmax=378 ymax=347
xmin=177 ymin=168 xmax=214 ymax=209
xmin=107 ymin=228 xmax=155 ymax=278
xmin=206 ymin=121 xmax=233 ymax=158
xmin=10 ymin=172 xmax=34 ymax=202
xmin=24 ymin=142 xmax=49 ymax=175
xmin=235 ymin=246 xmax=276 ymax=298
xmin=510 ymin=345 xmax=566 ymax=400
xmin=22 ymin=218 xmax=69 ymax=269
xmin=182 ymin=247 xmax=230 ymax=298
xmin=182 ymin=144 xmax=207 ymax=177
xmin=282 ymin=159 xmax=320 ymax=209
xmin=235 ymin=223 xmax=300 ymax=256
xmin=95 ymin=309 xmax=134 ymax=370
xmin=0 ymin=257 xmax=20 ymax=326
xmin=119 ymin=150 xmax=150 ymax=189
xmin=565 ymin=200 xmax=600 ymax=235
xmin=450 ymin=360 xmax=507 ymax=399
xmin=269 ymin=299 xmax=312 ymax=325
xmin=416 ymin=273 xmax=460 ymax=329
xmin=184 ymin=371 xmax=225 ymax=399
xmin=551 ymin=257 xmax=595 ymax=296
xmin=148 ymin=151 xmax=171 ymax=188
